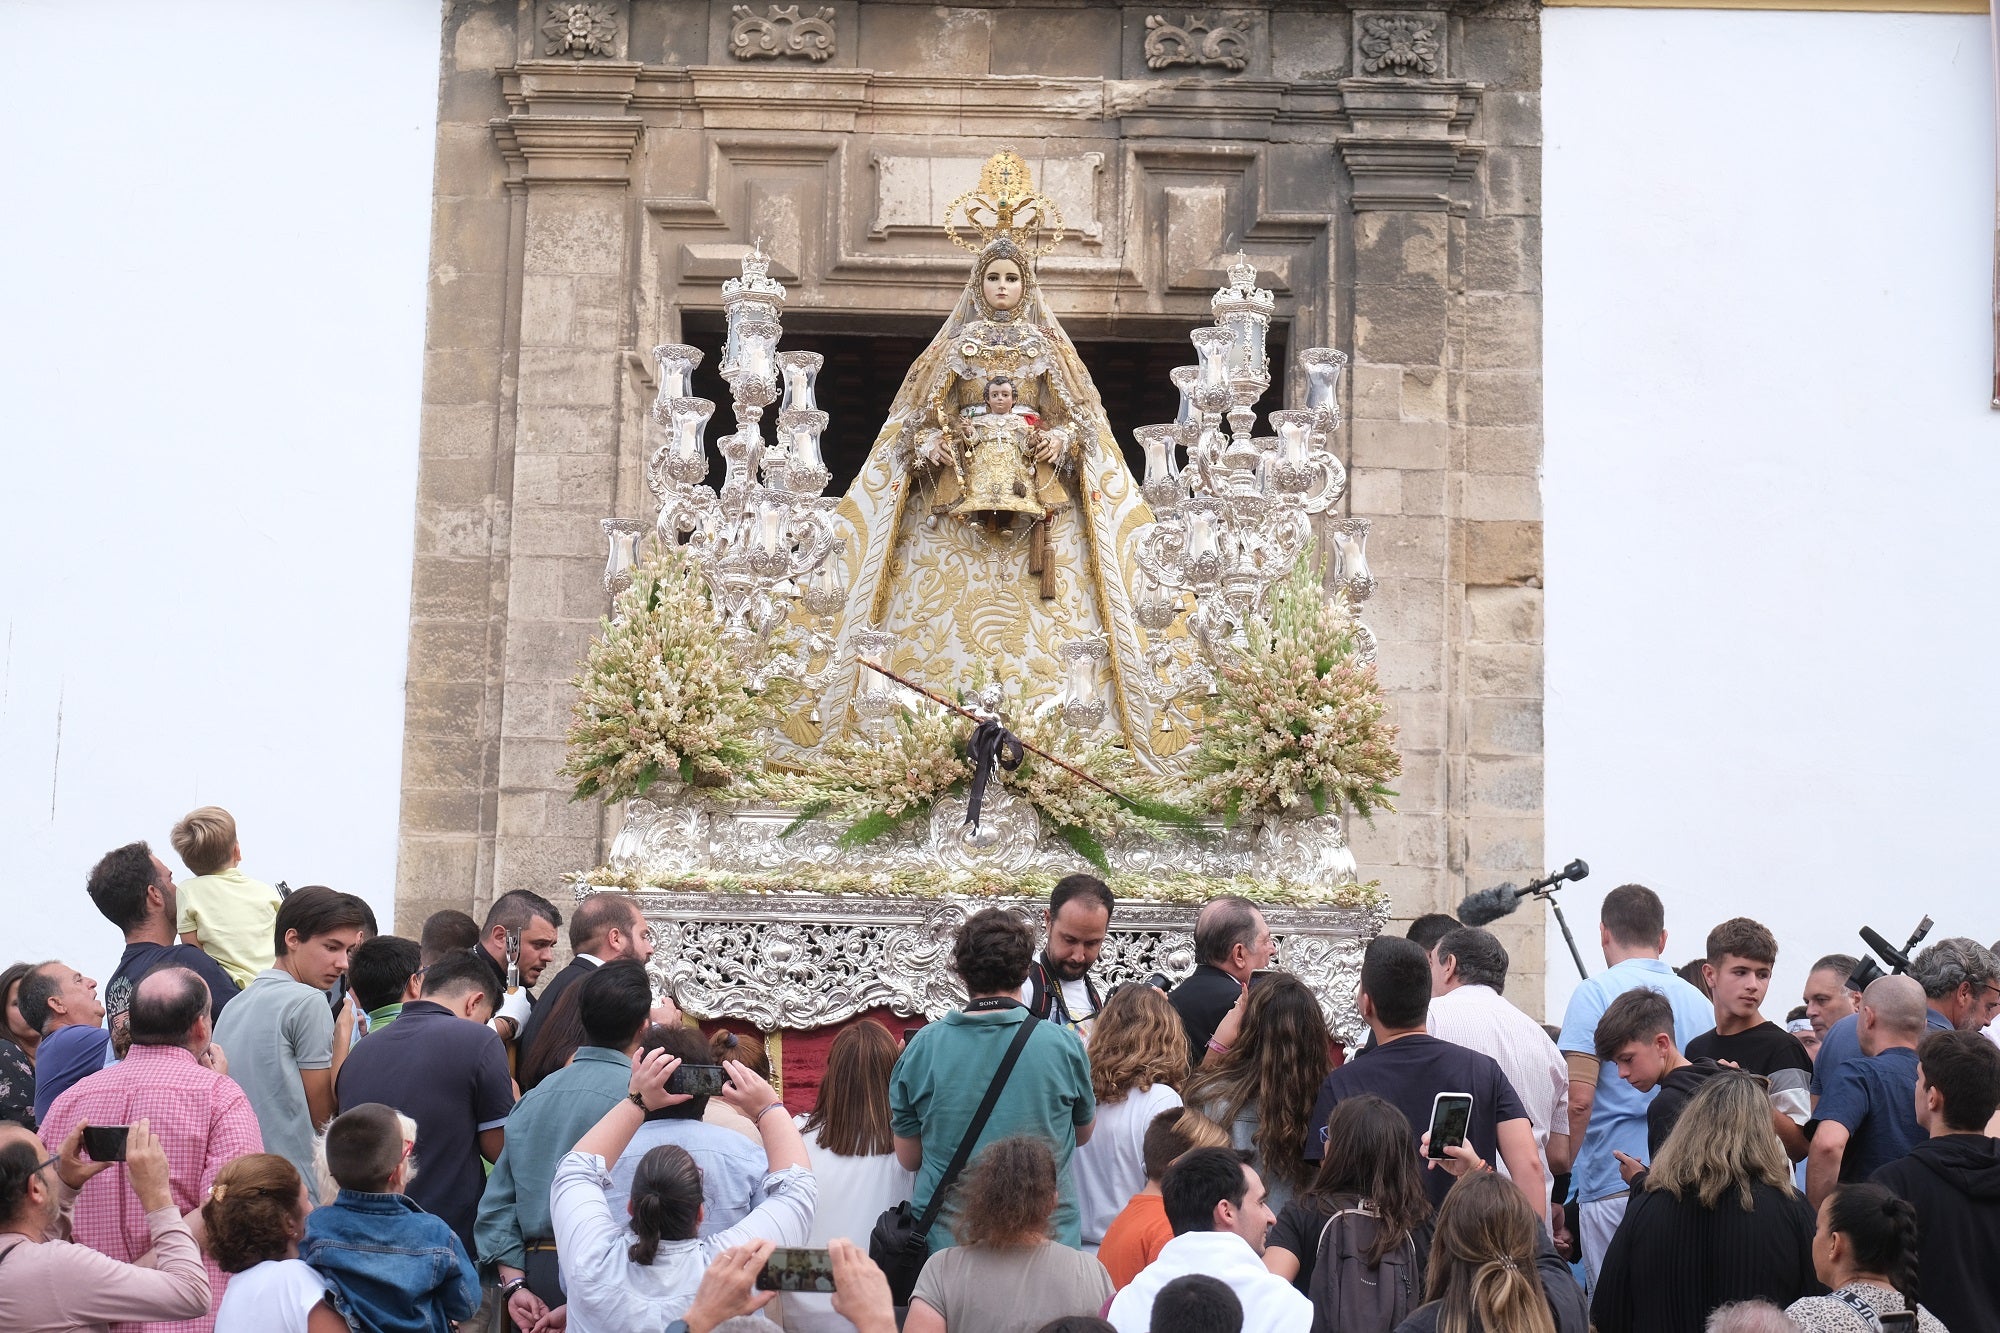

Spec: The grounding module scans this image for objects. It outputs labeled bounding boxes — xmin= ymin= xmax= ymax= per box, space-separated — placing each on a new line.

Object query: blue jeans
xmin=302 ymin=1189 xmax=482 ymax=1333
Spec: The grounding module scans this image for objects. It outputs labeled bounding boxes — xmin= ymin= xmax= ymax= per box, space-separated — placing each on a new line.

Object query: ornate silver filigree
xmin=1143 ymin=14 xmax=1252 ymax=72
xmin=589 ymin=883 xmax=1382 ymax=1041
xmin=605 ymin=784 xmax=1364 ymax=886
xmin=729 ymin=5 xmax=837 ymax=62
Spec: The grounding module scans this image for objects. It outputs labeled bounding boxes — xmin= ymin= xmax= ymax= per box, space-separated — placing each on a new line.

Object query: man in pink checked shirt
xmin=41 ymin=967 xmax=262 ymax=1333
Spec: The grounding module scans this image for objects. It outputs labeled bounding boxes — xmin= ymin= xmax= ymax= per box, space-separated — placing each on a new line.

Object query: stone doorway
xmin=682 ymin=310 xmax=1286 ymax=496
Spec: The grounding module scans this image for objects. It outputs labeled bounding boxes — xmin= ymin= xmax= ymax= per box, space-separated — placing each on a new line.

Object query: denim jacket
xmin=301 ymin=1189 xmax=482 ymax=1333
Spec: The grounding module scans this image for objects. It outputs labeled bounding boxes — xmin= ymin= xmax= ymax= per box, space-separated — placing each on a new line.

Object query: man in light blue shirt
xmin=1556 ymin=882 xmax=1711 ymax=1284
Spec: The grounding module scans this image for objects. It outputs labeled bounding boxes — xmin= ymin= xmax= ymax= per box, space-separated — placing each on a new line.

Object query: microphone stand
xmin=1534 ymin=884 xmax=1589 ymax=981
xmin=1510 ymin=862 xmax=1590 ymax=981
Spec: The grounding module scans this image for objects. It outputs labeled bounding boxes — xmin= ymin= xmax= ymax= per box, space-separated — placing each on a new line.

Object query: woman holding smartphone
xmin=551 ymin=1048 xmax=817 ymax=1330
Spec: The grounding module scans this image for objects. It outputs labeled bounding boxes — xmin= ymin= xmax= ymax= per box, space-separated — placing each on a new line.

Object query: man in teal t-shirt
xmin=891 ymin=908 xmax=1096 ymax=1250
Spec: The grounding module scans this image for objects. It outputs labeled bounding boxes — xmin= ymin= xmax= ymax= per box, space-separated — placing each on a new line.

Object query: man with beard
xmin=1023 ymin=875 xmax=1114 ymax=1039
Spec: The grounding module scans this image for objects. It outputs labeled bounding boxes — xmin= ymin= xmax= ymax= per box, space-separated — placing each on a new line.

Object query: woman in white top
xmin=552 ymin=1048 xmax=818 ymax=1333
xmin=1785 ymin=1183 xmax=1947 ymax=1333
xmin=202 ymin=1153 xmax=344 ymax=1333
xmin=1072 ymin=985 xmax=1186 ymax=1250
xmin=789 ymin=1020 xmax=915 ymax=1333
xmin=907 ymin=1135 xmax=1114 ymax=1333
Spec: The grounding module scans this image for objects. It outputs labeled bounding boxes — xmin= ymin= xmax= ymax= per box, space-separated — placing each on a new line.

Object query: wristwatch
xmin=498 ymin=1276 xmax=526 ymax=1300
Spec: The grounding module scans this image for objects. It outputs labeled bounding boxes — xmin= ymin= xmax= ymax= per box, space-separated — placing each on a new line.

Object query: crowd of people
xmin=2 ymin=805 xmax=1998 ymax=1333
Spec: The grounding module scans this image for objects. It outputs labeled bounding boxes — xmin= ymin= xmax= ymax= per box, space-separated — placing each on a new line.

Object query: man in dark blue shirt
xmin=1808 ymin=974 xmax=1927 ymax=1207
xmin=86 ymin=842 xmax=239 ymax=1053
xmin=1304 ymin=935 xmax=1543 ymax=1216
xmin=336 ymin=949 xmax=515 ymax=1252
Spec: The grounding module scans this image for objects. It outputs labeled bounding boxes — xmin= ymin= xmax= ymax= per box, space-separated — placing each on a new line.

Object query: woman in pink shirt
xmin=0 ymin=1117 xmax=209 ymax=1332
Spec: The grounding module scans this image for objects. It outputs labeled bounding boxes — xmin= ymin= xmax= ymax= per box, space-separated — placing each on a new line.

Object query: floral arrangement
xmin=757 ymin=703 xmax=972 ymax=848
xmin=1190 ymin=551 xmax=1401 ymax=822
xmin=756 ymin=666 xmax=1189 ymax=868
xmin=572 ymin=862 xmax=1387 ymax=910
xmin=561 ymin=546 xmax=770 ymax=803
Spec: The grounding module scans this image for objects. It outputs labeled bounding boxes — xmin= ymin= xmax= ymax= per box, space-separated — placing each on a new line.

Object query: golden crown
xmin=943 ymin=150 xmax=1066 ymax=259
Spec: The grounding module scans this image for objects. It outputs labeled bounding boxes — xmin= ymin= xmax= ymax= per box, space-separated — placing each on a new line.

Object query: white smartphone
xmin=1426 ymin=1092 xmax=1474 ymax=1159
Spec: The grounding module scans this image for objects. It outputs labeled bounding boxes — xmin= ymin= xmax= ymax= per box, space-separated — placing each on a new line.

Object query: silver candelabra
xmin=610 ymin=245 xmax=847 ymax=694
xmin=1128 ymin=256 xmax=1377 ymax=732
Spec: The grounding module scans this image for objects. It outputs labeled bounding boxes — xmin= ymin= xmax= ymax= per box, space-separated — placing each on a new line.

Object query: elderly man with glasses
xmin=0 ymin=1117 xmax=210 ymax=1331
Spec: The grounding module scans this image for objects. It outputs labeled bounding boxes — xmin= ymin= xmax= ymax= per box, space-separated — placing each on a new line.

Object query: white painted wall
xmin=1543 ymin=9 xmax=1998 ymax=1023
xmin=0 ymin=2 xmax=440 ymax=992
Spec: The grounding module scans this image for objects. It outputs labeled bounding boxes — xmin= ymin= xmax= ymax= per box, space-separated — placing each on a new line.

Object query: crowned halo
xmin=942 ymin=149 xmax=1067 ymax=259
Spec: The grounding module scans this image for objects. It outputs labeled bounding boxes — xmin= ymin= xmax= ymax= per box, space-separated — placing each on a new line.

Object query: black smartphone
xmin=82 ymin=1125 xmax=130 ymax=1162
xmin=666 ymin=1063 xmax=729 ymax=1096
xmin=755 ymin=1246 xmax=837 ymax=1293
xmin=328 ymin=974 xmax=349 ymax=1013
xmin=1426 ymin=1092 xmax=1474 ymax=1159
xmin=1250 ymin=969 xmax=1279 ymax=986
xmin=902 ymin=1026 xmax=922 ymax=1045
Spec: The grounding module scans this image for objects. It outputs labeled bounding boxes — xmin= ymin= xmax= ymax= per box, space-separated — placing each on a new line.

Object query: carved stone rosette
xmin=541 ymin=2 xmax=619 ymax=59
xmin=597 ymin=884 xmax=1385 ymax=1043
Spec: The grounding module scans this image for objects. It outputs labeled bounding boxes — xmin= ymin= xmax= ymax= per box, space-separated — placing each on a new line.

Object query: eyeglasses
xmin=31 ymin=1153 xmax=59 ymax=1175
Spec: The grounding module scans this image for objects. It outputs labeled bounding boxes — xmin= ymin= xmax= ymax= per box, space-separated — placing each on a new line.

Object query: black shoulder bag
xmin=870 ymin=1010 xmax=1039 ymax=1304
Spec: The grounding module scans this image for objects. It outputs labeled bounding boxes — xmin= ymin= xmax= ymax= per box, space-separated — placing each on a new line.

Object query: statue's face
xmin=986 ymin=380 xmax=1016 ymax=413
xmin=982 ymin=259 xmax=1023 ymax=312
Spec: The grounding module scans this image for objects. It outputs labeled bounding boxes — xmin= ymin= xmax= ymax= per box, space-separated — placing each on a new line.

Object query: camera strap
xmin=913 ymin=1010 xmax=1039 ymax=1237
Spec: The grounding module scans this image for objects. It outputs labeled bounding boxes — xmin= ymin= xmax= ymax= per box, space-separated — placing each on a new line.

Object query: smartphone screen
xmin=902 ymin=1027 xmax=922 ymax=1045
xmin=82 ymin=1125 xmax=130 ymax=1162
xmin=1426 ymin=1093 xmax=1474 ymax=1159
xmin=755 ymin=1247 xmax=837 ymax=1293
xmin=666 ymin=1063 xmax=729 ymax=1096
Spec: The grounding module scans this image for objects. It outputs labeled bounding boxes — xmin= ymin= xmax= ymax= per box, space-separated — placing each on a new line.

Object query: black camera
xmin=1846 ymin=916 xmax=1934 ymax=992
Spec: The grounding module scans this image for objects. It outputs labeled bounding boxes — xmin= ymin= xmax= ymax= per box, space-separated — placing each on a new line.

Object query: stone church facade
xmin=400 ymin=0 xmax=1549 ymax=999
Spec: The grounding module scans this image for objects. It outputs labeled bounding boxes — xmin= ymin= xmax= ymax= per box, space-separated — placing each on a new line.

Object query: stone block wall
xmin=398 ymin=0 xmax=1551 ymax=1011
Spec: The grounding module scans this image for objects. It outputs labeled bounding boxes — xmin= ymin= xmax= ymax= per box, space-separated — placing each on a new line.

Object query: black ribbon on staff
xmin=965 ymin=717 xmax=1025 ymax=832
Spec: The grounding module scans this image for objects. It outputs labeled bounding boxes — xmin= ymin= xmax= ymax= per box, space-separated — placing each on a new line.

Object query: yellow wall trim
xmin=1545 ymin=0 xmax=1982 ymax=13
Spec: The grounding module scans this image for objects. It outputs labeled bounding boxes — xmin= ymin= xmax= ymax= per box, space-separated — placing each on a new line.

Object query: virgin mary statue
xmin=825 ymin=152 xmax=1172 ymax=762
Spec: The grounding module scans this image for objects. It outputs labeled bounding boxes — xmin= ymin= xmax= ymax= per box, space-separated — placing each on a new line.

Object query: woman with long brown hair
xmin=1183 ymin=971 xmax=1331 ymax=1210
xmin=1591 ymin=1071 xmax=1817 ymax=1332
xmin=203 ymin=1153 xmax=346 ymax=1333
xmin=905 ymin=1136 xmax=1113 ymax=1333
xmin=1264 ymin=1093 xmax=1432 ymax=1300
xmin=789 ymin=1019 xmax=914 ymax=1333
xmin=1073 ymin=984 xmax=1188 ymax=1251
xmin=1400 ymin=1171 xmax=1586 ymax=1333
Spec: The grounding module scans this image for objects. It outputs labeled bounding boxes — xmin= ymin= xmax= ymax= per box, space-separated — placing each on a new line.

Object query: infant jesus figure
xmin=947 ymin=375 xmax=1071 ymax=596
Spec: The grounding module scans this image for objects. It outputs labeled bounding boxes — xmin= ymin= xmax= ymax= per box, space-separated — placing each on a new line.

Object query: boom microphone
xmin=1455 ymin=858 xmax=1591 ymax=928
xmin=1859 ymin=927 xmax=1914 ymax=974
xmin=1458 ymin=883 xmax=1528 ymax=927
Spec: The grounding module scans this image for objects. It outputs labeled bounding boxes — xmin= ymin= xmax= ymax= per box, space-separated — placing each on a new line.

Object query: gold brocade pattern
xmin=827 ymin=219 xmax=1187 ymax=763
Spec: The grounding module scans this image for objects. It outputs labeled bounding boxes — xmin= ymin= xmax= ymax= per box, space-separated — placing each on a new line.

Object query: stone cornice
xmin=493 ymin=60 xmax=644 ymax=185
xmin=1335 ymin=79 xmax=1484 ymax=212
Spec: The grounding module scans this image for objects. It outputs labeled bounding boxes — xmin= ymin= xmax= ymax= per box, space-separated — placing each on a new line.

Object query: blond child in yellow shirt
xmin=171 ymin=805 xmax=282 ymax=987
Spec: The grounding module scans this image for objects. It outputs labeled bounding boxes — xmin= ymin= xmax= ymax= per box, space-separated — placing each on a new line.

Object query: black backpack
xmin=1306 ymin=1195 xmax=1420 ymax=1333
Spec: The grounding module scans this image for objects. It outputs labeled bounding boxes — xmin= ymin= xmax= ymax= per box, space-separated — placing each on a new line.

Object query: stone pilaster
xmin=488 ymin=62 xmax=644 ymax=911
xmin=1336 ymin=1 xmax=1549 ymax=1008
